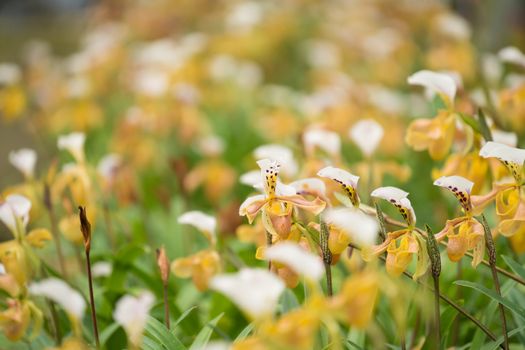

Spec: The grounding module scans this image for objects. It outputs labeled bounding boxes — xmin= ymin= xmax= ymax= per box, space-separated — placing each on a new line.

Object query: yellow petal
xmin=26 ymin=229 xmax=52 ymax=248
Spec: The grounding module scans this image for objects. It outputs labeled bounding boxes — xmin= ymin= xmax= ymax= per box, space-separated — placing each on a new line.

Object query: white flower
xmin=9 ymin=148 xmax=37 ymax=179
xmin=371 ymin=186 xmax=416 ymax=225
xmin=407 ymin=70 xmax=457 ymax=103
xmin=209 ymin=268 xmax=285 ymax=319
xmin=323 ymin=208 xmax=379 ymax=246
xmin=434 ymin=13 xmax=471 ymax=40
xmin=253 ymin=144 xmax=298 ymax=177
xmin=179 ymin=211 xmax=217 ymax=244
xmin=317 ymin=166 xmax=360 ymax=206
xmin=433 ymin=175 xmax=474 ymax=194
xmin=498 ymin=46 xmax=525 ymax=67
xmin=97 ymin=154 xmax=121 ymax=182
xmin=114 ymin=291 xmax=154 ymax=347
xmin=264 ymin=242 xmax=324 ymax=281
xmin=92 ymin=262 xmax=113 ymax=278
xmin=57 ymin=132 xmax=86 ymax=162
xmin=0 ymin=63 xmax=21 ymax=85
xmin=29 ymin=278 xmax=86 ymax=320
xmin=491 ymin=130 xmax=518 ymax=147
xmin=479 ymin=141 xmax=525 ymax=165
xmin=198 ymin=135 xmax=225 ymax=156
xmin=289 ymin=178 xmax=326 ymax=197
xmin=303 ymin=128 xmax=341 ymax=157
xmin=0 ymin=194 xmax=31 ymax=235
xmin=239 ymin=170 xmax=262 ymax=187
xmin=226 ymin=1 xmax=263 ymax=32
xmin=349 ymin=119 xmax=384 ymax=157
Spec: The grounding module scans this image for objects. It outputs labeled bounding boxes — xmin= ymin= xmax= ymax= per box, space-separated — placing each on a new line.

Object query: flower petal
xmin=289 ymin=178 xmax=326 ymax=197
xmin=114 ymin=292 xmax=154 ymax=347
xmin=349 ymin=119 xmax=384 ymax=157
xmin=434 ymin=175 xmax=474 ymax=213
xmin=57 ymin=132 xmax=86 ymax=163
xmin=279 ymin=194 xmax=326 ymax=216
xmin=253 ymin=144 xmax=298 ymax=177
xmin=178 ymin=211 xmax=217 ymax=243
xmin=29 ymin=278 xmax=85 ymax=320
xmin=239 ymin=195 xmax=267 ymax=223
xmin=407 ymin=70 xmax=457 ymax=104
xmin=317 ymin=166 xmax=360 ymax=206
xmin=264 ymin=242 xmax=324 ymax=281
xmin=9 ymin=149 xmax=37 ymax=179
xmin=0 ymin=194 xmax=31 ymax=235
xmin=323 ymin=208 xmax=378 ymax=246
xmin=257 ymin=158 xmax=280 ymax=198
xmin=303 ymin=128 xmax=341 ymax=157
xmin=371 ymin=186 xmax=416 ymax=226
xmin=479 ymin=142 xmax=525 ymax=182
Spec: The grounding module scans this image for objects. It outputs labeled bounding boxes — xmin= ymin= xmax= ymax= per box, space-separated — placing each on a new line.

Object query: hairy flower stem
xmin=479 ymin=215 xmax=509 ymax=350
xmin=266 ymin=230 xmax=272 ymax=270
xmin=320 ymin=221 xmax=333 ymax=296
xmin=425 ymin=225 xmax=441 ymax=347
xmin=44 ymin=183 xmax=67 ymax=278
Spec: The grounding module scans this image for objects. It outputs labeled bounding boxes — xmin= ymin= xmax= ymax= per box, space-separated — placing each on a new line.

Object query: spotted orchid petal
xmin=349 ymin=119 xmax=384 ymax=157
xmin=371 ymin=186 xmax=416 ymax=226
xmin=0 ymin=194 xmax=31 ymax=236
xmin=257 ymin=159 xmax=281 ymax=198
xmin=407 ymin=70 xmax=457 ymax=105
xmin=303 ymin=128 xmax=341 ymax=157
xmin=323 ymin=208 xmax=379 ymax=246
xmin=179 ymin=211 xmax=217 ymax=244
xmin=289 ymin=178 xmax=326 ymax=197
xmin=9 ymin=148 xmax=37 ymax=179
xmin=209 ymin=268 xmax=285 ymax=319
xmin=479 ymin=141 xmax=525 ymax=183
xmin=434 ymin=175 xmax=474 ymax=213
xmin=264 ymin=242 xmax=324 ymax=281
xmin=318 ymin=166 xmax=360 ymax=207
xmin=253 ymin=144 xmax=298 ymax=177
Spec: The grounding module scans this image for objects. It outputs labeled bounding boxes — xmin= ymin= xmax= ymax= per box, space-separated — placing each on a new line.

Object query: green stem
xmin=479 ymin=215 xmax=509 ymax=350
xmin=320 ymin=221 xmax=333 ymax=296
xmin=86 ymin=251 xmax=100 ymax=348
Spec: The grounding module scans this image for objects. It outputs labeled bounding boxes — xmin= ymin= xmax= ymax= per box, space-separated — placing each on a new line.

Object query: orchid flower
xmin=349 ymin=119 xmax=384 ymax=158
xmin=209 ymin=268 xmax=285 ymax=319
xmin=264 ymin=241 xmax=324 ymax=282
xmin=239 ymin=159 xmax=325 ymax=239
xmin=114 ymin=291 xmax=154 ymax=349
xmin=57 ymin=132 xmax=86 ymax=163
xmin=433 ymin=176 xmax=485 ymax=266
xmin=9 ymin=148 xmax=37 ymax=180
xmin=317 ymin=166 xmax=360 ymax=207
xmin=303 ymin=128 xmax=341 ymax=159
xmin=178 ymin=210 xmax=217 ymax=245
xmin=407 ymin=70 xmax=457 ymax=106
xmin=363 ymin=187 xmax=428 ymax=279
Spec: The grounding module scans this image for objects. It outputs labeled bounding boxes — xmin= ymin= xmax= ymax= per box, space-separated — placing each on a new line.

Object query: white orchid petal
xmin=433 ymin=175 xmax=474 ymax=194
xmin=275 ymin=182 xmax=297 ymax=196
xmin=57 ymin=132 xmax=86 ymax=162
xmin=317 ymin=166 xmax=359 ymax=188
xmin=91 ymin=262 xmax=113 ymax=278
xmin=257 ymin=158 xmax=280 ymax=196
xmin=210 ymin=268 xmax=285 ymax=319
xmin=264 ymin=242 xmax=324 ymax=281
xmin=289 ymin=178 xmax=326 ymax=196
xmin=491 ymin=130 xmax=518 ymax=147
xmin=0 ymin=194 xmax=31 ymax=234
xmin=498 ymin=46 xmax=525 ymax=67
xmin=349 ymin=119 xmax=384 ymax=157
xmin=254 ymin=144 xmax=298 ymax=177
xmin=178 ymin=211 xmax=216 ymax=240
xmin=407 ymin=70 xmax=457 ymax=103
xmin=323 ymin=208 xmax=379 ymax=246
xmin=114 ymin=292 xmax=154 ymax=347
xmin=479 ymin=141 xmax=525 ymax=165
xmin=239 ymin=170 xmax=262 ymax=187
xmin=29 ymin=278 xmax=86 ymax=320
xmin=303 ymin=129 xmax=341 ymax=156
xmin=9 ymin=148 xmax=37 ymax=178
xmin=371 ymin=186 xmax=416 ymax=225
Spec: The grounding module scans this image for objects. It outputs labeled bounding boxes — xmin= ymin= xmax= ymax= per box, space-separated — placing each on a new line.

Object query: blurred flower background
xmin=1 ymin=0 xmax=525 ymax=349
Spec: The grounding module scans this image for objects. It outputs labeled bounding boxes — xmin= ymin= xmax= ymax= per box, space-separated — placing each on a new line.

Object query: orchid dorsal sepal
xmin=317 ymin=166 xmax=360 ymax=207
xmin=178 ymin=210 xmax=217 ymax=245
xmin=264 ymin=242 xmax=324 ymax=281
xmin=349 ymin=119 xmax=384 ymax=158
xmin=57 ymin=132 xmax=86 ymax=163
xmin=0 ymin=194 xmax=32 ymax=238
xmin=371 ymin=186 xmax=416 ymax=227
xmin=479 ymin=141 xmax=525 ymax=183
xmin=433 ymin=175 xmax=474 ymax=214
xmin=257 ymin=158 xmax=281 ymax=198
xmin=407 ymin=70 xmax=457 ymax=106
xmin=9 ymin=148 xmax=37 ymax=180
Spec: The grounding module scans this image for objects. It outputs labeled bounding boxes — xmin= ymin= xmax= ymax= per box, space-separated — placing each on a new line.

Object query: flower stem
xmin=163 ymin=282 xmax=170 ymax=329
xmin=86 ymin=252 xmax=100 ymax=348
xmin=266 ymin=230 xmax=272 ymax=270
xmin=425 ymin=225 xmax=441 ymax=347
xmin=320 ymin=221 xmax=333 ymax=296
xmin=479 ymin=214 xmax=509 ymax=350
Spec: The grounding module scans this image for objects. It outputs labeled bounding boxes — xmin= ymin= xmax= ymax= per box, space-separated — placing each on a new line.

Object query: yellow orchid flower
xmin=171 ymin=249 xmax=221 ymax=291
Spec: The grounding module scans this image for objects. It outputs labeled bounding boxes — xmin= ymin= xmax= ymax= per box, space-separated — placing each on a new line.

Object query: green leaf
xmin=143 ymin=336 xmax=163 ymax=350
xmin=173 ymin=305 xmax=198 ymax=329
xmin=501 ymin=255 xmax=525 ymax=280
xmin=454 ymin=280 xmax=525 ymax=320
xmin=481 ymin=325 xmax=525 ymax=350
xmin=235 ymin=323 xmax=254 ymax=342
xmin=99 ymin=323 xmax=121 ymax=346
xmin=458 ymin=113 xmax=483 ymax=135
xmin=189 ymin=313 xmax=224 ymax=350
xmin=145 ymin=315 xmax=186 ymax=350
xmin=279 ymin=289 xmax=300 ymax=313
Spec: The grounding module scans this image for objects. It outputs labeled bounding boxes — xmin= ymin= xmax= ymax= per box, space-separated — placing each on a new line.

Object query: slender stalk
xmin=44 ymin=183 xmax=67 ymax=278
xmin=425 ymin=225 xmax=441 ymax=347
xmin=156 ymin=247 xmax=170 ymax=329
xmin=266 ymin=230 xmax=272 ymax=270
xmin=46 ymin=298 xmax=62 ymax=345
xmin=163 ymin=283 xmax=170 ymax=329
xmin=320 ymin=221 xmax=333 ymax=296
xmin=409 ymin=311 xmax=420 ymax=350
xmin=85 ymin=252 xmax=100 ymax=348
xmin=479 ymin=215 xmax=509 ymax=350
